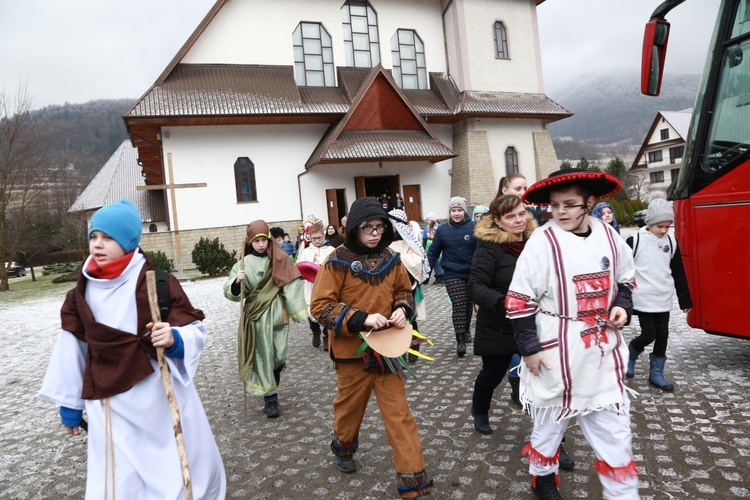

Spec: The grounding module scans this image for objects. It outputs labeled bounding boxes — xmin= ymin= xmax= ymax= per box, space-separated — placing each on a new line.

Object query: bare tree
xmin=0 ymin=84 xmax=54 ymax=291
xmin=628 ymin=173 xmax=649 ymax=202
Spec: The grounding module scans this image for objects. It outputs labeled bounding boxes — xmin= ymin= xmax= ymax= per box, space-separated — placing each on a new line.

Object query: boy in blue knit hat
xmin=39 ymin=199 xmax=226 ymax=499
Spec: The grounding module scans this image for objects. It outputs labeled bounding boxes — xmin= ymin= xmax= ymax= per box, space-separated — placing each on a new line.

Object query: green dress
xmin=224 ymin=254 xmax=307 ymax=396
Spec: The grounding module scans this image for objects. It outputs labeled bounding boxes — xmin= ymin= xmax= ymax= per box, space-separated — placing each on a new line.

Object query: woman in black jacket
xmin=468 ymin=194 xmax=536 ymax=434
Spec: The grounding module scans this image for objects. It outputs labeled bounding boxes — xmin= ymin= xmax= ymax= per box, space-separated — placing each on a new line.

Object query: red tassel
xmin=522 ymin=443 xmax=560 ymax=467
xmin=594 ymin=459 xmax=639 ymax=481
xmin=505 ymin=295 xmax=529 ymax=312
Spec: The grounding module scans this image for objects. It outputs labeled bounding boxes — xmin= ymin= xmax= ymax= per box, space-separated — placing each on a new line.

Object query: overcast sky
xmin=0 ymin=0 xmax=722 ymax=108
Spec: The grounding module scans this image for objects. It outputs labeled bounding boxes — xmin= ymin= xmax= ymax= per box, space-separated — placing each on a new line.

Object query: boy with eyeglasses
xmin=310 ymin=197 xmax=433 ymax=499
xmin=505 ymin=169 xmax=638 ymax=499
xmin=297 ymin=222 xmax=335 ymax=349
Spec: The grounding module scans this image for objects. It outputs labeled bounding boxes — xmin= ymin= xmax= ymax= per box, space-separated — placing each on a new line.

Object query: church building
xmin=117 ymin=0 xmax=569 ymax=268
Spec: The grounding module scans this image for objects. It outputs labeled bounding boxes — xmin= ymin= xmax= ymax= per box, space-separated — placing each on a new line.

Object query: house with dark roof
xmin=116 ymin=0 xmax=569 ymax=269
xmin=630 ymin=108 xmax=693 ymax=197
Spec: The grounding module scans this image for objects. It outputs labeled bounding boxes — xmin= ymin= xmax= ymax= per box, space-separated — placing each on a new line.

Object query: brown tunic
xmin=310 ymin=246 xmax=413 ymax=362
xmin=60 ymin=257 xmax=205 ymax=400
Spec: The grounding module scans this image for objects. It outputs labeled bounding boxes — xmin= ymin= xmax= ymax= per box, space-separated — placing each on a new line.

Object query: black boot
xmin=509 ymin=377 xmax=522 ymax=408
xmin=263 ymin=395 xmax=280 ymax=418
xmin=309 ymin=319 xmax=321 ymax=348
xmin=532 ymin=473 xmax=562 ymax=500
xmin=558 ymin=444 xmax=575 ymax=470
xmin=465 ymin=331 xmax=473 ymax=344
xmin=456 ymin=332 xmax=466 ymax=357
xmin=472 ymin=412 xmax=492 ymax=435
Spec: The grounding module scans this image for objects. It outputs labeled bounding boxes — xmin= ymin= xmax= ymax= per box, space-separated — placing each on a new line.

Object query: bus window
xmin=703 ymin=38 xmax=750 ymax=174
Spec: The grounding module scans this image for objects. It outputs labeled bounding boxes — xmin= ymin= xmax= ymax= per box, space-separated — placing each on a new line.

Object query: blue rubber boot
xmin=626 ymin=341 xmax=641 ymax=379
xmin=649 ymin=354 xmax=674 ymax=391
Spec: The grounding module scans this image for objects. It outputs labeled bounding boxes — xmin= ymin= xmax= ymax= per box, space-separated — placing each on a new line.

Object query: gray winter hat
xmin=449 ymin=196 xmax=467 ymax=214
xmin=645 ymin=198 xmax=675 ymax=226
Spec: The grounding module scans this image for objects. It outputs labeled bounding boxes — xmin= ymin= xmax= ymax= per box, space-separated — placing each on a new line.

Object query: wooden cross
xmin=137 ymin=152 xmax=207 ymax=276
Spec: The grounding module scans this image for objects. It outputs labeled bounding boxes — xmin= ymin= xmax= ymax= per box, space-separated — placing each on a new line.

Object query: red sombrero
xmin=296 ymin=261 xmax=320 ymax=283
xmin=522 ymin=169 xmax=621 ymax=204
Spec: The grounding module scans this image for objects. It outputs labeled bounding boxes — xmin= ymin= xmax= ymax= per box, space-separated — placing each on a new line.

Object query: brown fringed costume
xmin=310 ymin=197 xmax=432 ymax=499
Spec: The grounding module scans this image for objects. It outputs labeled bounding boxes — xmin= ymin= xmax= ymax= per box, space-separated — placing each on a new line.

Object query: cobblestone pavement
xmin=1 ymin=274 xmax=749 ymax=499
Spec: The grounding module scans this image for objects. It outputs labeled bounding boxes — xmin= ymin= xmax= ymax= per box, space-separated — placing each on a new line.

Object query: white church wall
xmin=161 ymin=123 xmax=329 ymax=231
xmin=464 ymin=0 xmax=541 ymax=93
xmin=442 ymin=0 xmax=541 ymax=93
xmin=183 ymin=0 xmax=448 ymax=76
xmin=478 ymin=119 xmax=544 ymax=185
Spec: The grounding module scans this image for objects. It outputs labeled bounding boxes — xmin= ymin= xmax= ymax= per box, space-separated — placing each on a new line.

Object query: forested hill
xmin=547 ymin=71 xmax=701 ymax=146
xmin=36 ymin=98 xmax=134 ymax=181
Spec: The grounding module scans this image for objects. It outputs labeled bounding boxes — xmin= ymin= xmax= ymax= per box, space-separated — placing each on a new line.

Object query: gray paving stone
xmin=1 ymin=275 xmax=748 ymax=498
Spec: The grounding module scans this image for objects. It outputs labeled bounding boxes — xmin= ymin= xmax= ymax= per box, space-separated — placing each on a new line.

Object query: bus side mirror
xmin=641 ymin=19 xmax=671 ymax=96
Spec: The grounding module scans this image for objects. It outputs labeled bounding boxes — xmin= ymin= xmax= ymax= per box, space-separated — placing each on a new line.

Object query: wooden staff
xmin=239 ymin=240 xmax=247 ymax=414
xmin=146 ymin=270 xmax=193 ymax=500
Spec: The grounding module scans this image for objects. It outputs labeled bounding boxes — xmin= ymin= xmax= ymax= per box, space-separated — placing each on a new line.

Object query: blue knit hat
xmin=89 ymin=199 xmax=142 ymax=253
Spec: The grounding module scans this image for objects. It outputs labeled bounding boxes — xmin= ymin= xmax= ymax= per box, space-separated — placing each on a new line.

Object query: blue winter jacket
xmin=426 ymin=217 xmax=477 ymax=280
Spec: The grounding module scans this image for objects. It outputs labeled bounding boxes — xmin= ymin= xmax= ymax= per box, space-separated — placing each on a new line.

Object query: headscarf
xmin=245 ymin=220 xmax=300 ymax=287
xmin=591 ymin=202 xmax=621 ymax=234
xmin=388 ymin=208 xmax=430 ymax=277
xmin=326 ymin=224 xmax=345 ymax=247
xmin=344 ymin=197 xmax=393 ymax=254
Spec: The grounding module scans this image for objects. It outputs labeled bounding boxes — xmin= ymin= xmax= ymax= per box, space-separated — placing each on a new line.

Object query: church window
xmin=234 ymin=157 xmax=257 ymax=203
xmin=341 ymin=0 xmax=380 ymax=68
xmin=505 ymin=147 xmax=519 ymax=175
xmin=293 ymin=22 xmax=335 ymax=87
xmin=494 ymin=21 xmax=509 ymax=59
xmin=391 ymin=29 xmax=427 ymax=89
xmin=148 ymin=224 xmax=157 ymax=233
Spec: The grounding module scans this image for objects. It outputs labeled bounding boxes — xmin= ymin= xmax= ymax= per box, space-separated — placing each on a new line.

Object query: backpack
xmin=72 ymin=267 xmax=171 ymax=320
xmin=629 ymin=232 xmax=675 ymax=259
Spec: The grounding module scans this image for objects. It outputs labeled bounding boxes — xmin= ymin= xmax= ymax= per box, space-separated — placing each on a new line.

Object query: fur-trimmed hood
xmin=474 ymin=211 xmax=538 ymax=244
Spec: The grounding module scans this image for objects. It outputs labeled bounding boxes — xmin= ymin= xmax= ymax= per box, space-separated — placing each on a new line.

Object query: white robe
xmin=297 ymin=243 xmax=336 ymax=312
xmin=506 ymin=218 xmax=636 ymax=421
xmin=39 ymin=251 xmax=226 ymax=499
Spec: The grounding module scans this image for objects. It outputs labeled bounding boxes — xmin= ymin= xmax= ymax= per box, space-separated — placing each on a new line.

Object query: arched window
xmin=341 ymin=0 xmax=380 ymax=68
xmin=505 ymin=147 xmax=519 ymax=175
xmin=234 ymin=157 xmax=257 ymax=203
xmin=494 ymin=21 xmax=509 ymax=59
xmin=148 ymin=223 xmax=158 ymax=233
xmin=391 ymin=29 xmax=427 ymax=89
xmin=293 ymin=22 xmax=335 ymax=87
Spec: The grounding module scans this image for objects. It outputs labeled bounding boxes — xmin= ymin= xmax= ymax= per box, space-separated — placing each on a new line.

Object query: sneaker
xmin=263 ymin=401 xmax=280 ymax=418
xmin=532 ymin=473 xmax=562 ymax=500
xmin=558 ymin=444 xmax=575 ymax=470
xmin=336 ymin=455 xmax=356 ymax=473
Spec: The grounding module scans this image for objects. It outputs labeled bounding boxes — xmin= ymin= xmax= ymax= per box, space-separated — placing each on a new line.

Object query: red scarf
xmin=86 ymin=252 xmax=136 ymax=279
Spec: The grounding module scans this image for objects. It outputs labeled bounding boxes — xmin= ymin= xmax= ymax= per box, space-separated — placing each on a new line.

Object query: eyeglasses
xmin=311 ymin=236 xmax=325 ymax=241
xmin=550 ymin=203 xmax=589 ymax=212
xmin=360 ymin=224 xmax=386 ymax=235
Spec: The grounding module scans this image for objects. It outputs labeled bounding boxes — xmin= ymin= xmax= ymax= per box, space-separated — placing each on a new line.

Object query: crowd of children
xmin=39 ymin=174 xmax=692 ymax=498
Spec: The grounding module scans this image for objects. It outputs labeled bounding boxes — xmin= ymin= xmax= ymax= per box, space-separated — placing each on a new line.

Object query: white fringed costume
xmin=506 ymin=217 xmax=639 ymax=498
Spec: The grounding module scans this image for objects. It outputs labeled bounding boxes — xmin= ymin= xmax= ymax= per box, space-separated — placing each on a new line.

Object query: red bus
xmin=642 ymin=0 xmax=750 ymax=338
